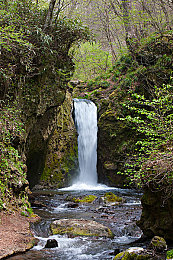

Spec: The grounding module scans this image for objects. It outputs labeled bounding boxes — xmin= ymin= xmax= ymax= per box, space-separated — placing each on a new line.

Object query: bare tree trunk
xmin=121 ymin=0 xmax=137 ymax=52
xmin=44 ymin=0 xmax=57 ymax=31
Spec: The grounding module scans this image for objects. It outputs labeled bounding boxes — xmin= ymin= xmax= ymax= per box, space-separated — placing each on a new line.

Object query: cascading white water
xmin=74 ymin=99 xmax=98 ymax=185
xmin=60 ymin=98 xmax=112 ymax=190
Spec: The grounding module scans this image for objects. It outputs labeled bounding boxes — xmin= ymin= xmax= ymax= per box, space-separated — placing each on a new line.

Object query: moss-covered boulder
xmin=114 ymin=247 xmax=154 ymax=260
xmin=51 ymin=219 xmax=114 ymax=238
xmin=102 ymin=192 xmax=123 ymax=205
xmin=149 ymin=236 xmax=167 ymax=252
xmin=72 ymin=195 xmax=97 ymax=203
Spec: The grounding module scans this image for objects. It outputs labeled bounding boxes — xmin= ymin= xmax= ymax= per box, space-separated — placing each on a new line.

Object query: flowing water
xmin=69 ymin=99 xmax=98 ymax=189
xmin=8 ymin=99 xmax=143 ymax=259
xmin=8 ymin=189 xmax=143 ymax=260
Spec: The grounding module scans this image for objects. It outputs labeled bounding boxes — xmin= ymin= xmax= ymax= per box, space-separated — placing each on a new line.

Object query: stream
xmin=8 ymin=187 xmax=143 ymax=260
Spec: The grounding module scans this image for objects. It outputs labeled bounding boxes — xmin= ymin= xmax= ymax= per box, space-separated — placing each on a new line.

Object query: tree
xmin=44 ymin=0 xmax=57 ymax=30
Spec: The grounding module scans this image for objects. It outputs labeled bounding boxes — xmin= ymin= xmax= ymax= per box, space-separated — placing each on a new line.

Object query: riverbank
xmin=0 ymin=211 xmax=39 ymax=259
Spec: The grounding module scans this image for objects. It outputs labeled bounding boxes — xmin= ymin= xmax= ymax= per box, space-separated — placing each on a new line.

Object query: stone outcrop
xmin=51 ymin=219 xmax=114 ymax=238
xmin=137 ymin=189 xmax=173 ymax=241
xmin=24 ymin=83 xmax=78 ymax=188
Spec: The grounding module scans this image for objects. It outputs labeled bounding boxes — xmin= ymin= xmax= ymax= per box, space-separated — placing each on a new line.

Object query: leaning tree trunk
xmin=44 ymin=0 xmax=57 ymax=31
xmin=121 ymin=0 xmax=138 ymax=53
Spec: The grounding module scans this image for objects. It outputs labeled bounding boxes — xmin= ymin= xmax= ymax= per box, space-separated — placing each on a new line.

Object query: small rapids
xmin=8 ymin=189 xmax=143 ymax=260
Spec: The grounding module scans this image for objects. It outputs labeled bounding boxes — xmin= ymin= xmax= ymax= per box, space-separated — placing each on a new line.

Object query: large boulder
xmin=50 ymin=219 xmax=114 ymax=238
xmin=137 ymin=188 xmax=173 ymax=241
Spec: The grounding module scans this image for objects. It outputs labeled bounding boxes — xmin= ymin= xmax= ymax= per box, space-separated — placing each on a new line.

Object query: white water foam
xmin=60 ymin=99 xmax=116 ymax=192
xmin=74 ymin=99 xmax=98 ymax=185
xmin=60 ymin=182 xmax=116 ymax=191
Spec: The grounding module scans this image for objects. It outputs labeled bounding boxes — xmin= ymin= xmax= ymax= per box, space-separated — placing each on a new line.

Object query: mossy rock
xmin=149 ymin=236 xmax=167 ymax=252
xmin=114 ymin=248 xmax=151 ymax=260
xmin=103 ymin=192 xmax=123 ymax=205
xmin=72 ymin=195 xmax=97 ymax=203
xmin=51 ymin=219 xmax=114 ymax=238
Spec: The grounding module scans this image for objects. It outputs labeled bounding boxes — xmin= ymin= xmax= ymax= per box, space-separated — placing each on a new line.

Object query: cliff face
xmin=40 ymin=91 xmax=78 ymax=189
xmin=23 ymin=77 xmax=66 ymax=188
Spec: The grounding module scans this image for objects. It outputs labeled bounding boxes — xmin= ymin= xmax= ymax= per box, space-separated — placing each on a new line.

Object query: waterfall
xmin=74 ymin=99 xmax=98 ymax=185
xmin=60 ymin=99 xmax=111 ymax=190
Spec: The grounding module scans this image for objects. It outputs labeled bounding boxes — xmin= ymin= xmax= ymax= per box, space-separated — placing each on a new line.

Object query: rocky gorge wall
xmin=39 ymin=91 xmax=78 ymax=189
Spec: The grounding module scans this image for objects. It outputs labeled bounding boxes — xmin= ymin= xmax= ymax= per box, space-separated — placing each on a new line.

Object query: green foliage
xmin=167 ymin=249 xmax=173 ymax=259
xmin=0 ymin=0 xmax=90 ymax=100
xmin=118 ymin=80 xmax=173 ymax=195
xmin=71 ymin=41 xmax=112 ymax=81
xmin=0 ymin=103 xmax=29 ymax=210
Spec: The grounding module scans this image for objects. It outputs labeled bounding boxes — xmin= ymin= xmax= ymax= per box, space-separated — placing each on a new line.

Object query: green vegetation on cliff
xmin=0 ymin=0 xmax=89 ymax=209
xmin=0 ymin=104 xmax=30 ymax=212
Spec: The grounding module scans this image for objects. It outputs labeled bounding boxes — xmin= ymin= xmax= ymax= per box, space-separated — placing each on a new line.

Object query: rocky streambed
xmin=8 ymin=188 xmax=143 ymax=260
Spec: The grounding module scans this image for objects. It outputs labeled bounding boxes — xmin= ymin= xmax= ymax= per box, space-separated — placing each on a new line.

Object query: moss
xmin=40 ymin=91 xmax=78 ymax=188
xmin=150 ymin=236 xmax=167 ymax=251
xmin=114 ymin=252 xmax=131 ymax=260
xmin=108 ymin=228 xmax=114 ymax=239
xmin=114 ymin=251 xmax=151 ymax=260
xmin=167 ymin=249 xmax=173 ymax=259
xmin=52 ymin=226 xmax=99 ymax=237
xmin=51 ymin=226 xmax=75 ymax=235
xmin=73 ymin=195 xmax=97 ymax=203
xmin=104 ymin=192 xmax=123 ymax=203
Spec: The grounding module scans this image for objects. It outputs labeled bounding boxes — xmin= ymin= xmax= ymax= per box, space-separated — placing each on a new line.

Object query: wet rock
xmin=51 ymin=219 xmax=114 ymax=238
xmin=114 ymin=247 xmax=152 ymax=259
xmin=109 ymin=248 xmax=120 ymax=255
xmin=31 ymin=200 xmax=47 ymax=208
xmin=101 ymin=214 xmax=109 ymax=218
xmin=102 ymin=192 xmax=124 ymax=206
xmin=92 ymin=196 xmax=104 ymax=204
xmin=67 ymin=202 xmax=79 ymax=208
xmin=45 ymin=239 xmax=58 ymax=248
xmin=114 ymin=236 xmax=167 ymax=260
xmin=149 ymin=236 xmax=167 ymax=252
